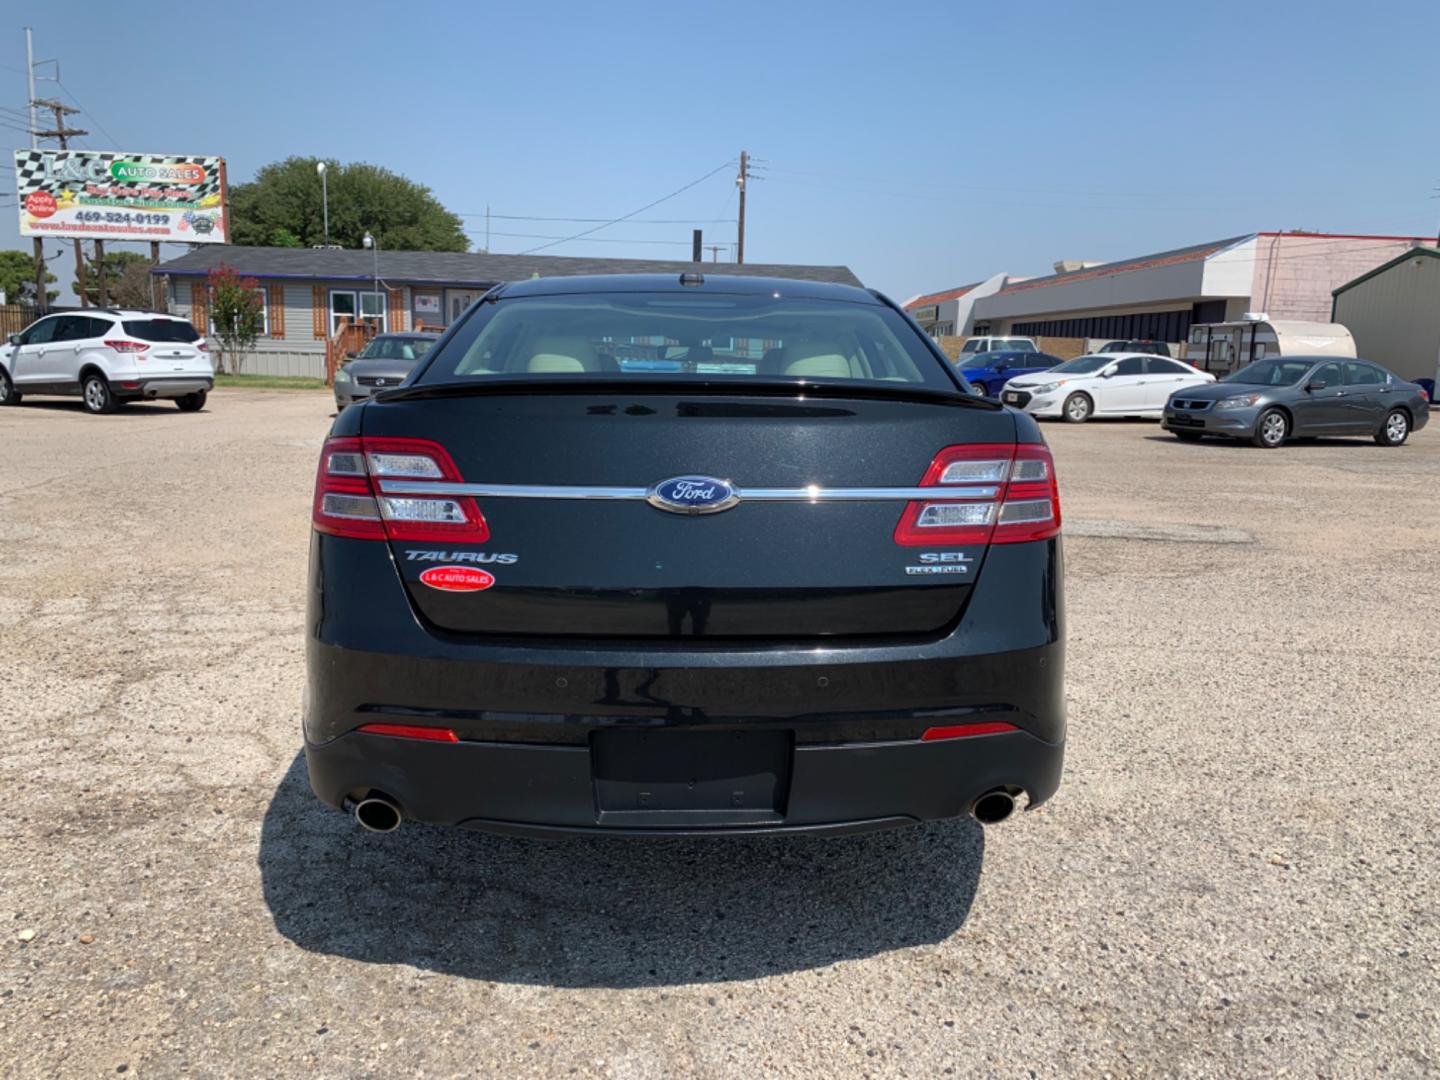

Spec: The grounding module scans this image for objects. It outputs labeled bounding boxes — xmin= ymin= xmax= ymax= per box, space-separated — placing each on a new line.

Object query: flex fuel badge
xmin=419 ymin=566 xmax=495 ymax=592
xmin=905 ymin=551 xmax=975 ymax=576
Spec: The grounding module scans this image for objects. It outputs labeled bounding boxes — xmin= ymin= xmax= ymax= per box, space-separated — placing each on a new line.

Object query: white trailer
xmin=1183 ymin=319 xmax=1356 ymax=376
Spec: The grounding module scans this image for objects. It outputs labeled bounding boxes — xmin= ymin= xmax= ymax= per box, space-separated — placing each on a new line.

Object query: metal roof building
xmin=901 ymin=273 xmax=1009 ymax=338
xmin=913 ymin=232 xmax=1433 ymax=347
xmin=1331 ymin=246 xmax=1440 ymax=390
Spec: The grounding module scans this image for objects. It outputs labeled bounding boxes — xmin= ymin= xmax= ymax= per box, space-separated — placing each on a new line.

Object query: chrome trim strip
xmin=376 ymin=480 xmax=999 ymax=501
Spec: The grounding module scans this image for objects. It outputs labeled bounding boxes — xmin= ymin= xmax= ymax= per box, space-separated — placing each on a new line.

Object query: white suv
xmin=960 ymin=335 xmax=1038 ymax=355
xmin=0 ymin=309 xmax=214 ymax=415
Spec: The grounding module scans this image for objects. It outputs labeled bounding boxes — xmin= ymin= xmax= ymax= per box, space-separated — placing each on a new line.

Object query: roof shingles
xmin=154 ymin=245 xmax=862 ymax=288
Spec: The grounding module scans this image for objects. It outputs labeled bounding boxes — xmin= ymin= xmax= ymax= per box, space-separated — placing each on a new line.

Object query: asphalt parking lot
xmin=2 ymin=389 xmax=1437 ymax=1077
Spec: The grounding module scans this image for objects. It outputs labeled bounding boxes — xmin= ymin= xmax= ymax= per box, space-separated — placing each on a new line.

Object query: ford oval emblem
xmin=647 ymin=475 xmax=740 ymax=515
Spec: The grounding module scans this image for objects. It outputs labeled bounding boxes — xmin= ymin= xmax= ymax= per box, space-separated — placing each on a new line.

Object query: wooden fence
xmin=0 ymin=304 xmax=38 ymax=338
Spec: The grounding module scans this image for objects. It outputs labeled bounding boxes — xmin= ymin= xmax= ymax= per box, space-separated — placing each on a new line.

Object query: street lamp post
xmin=316 ymin=161 xmax=329 ymax=245
xmin=363 ymin=231 xmax=379 ymax=327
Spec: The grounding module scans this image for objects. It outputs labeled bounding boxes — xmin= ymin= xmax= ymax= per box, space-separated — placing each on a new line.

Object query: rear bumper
xmin=303 ymin=534 xmax=1066 ymax=835
xmin=305 ymin=725 xmax=1064 ymax=836
xmin=117 ymin=375 xmax=212 ymax=399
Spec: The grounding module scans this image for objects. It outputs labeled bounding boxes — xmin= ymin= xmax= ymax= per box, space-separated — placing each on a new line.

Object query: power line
xmin=459 ymin=212 xmax=736 ymax=224
xmin=518 ymin=159 xmax=735 ymax=255
xmin=467 ymin=228 xmax=692 ymax=246
xmin=54 ymin=76 xmax=120 ymax=147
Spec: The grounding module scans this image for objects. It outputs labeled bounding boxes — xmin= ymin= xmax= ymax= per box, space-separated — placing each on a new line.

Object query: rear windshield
xmin=358 ymin=336 xmax=434 ymax=361
xmin=419 ymin=292 xmax=955 ymax=389
xmin=122 ymin=319 xmax=200 ymax=343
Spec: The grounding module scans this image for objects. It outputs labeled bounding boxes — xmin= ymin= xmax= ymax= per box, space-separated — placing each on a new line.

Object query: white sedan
xmin=999 ymin=352 xmax=1215 ymax=422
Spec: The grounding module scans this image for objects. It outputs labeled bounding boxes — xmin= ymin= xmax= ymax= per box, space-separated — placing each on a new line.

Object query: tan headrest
xmin=781 ymin=341 xmax=850 ymax=379
xmin=527 ymin=335 xmax=598 ymax=373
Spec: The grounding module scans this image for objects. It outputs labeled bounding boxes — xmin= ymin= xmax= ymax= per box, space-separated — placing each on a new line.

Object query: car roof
xmin=493 ymin=273 xmax=880 ymax=305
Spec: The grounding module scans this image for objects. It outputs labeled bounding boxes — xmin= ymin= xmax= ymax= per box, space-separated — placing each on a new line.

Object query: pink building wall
xmin=1250 ymin=233 xmax=1428 ymax=322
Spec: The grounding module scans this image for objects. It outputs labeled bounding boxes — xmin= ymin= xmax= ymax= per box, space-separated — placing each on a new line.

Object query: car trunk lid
xmin=322 ymin=385 xmax=1047 ymax=640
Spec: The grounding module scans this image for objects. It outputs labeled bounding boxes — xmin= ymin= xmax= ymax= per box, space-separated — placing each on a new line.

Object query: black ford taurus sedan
xmin=304 ymin=274 xmax=1065 ymax=837
xmin=1163 ymin=356 xmax=1430 ymax=448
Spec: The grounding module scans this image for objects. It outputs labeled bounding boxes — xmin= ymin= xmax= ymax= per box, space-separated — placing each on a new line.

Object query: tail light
xmin=894 ymin=442 xmax=1061 ymax=546
xmin=921 ymin=721 xmax=1018 ymax=741
xmin=104 ymin=339 xmax=150 ymax=353
xmin=356 ymin=722 xmax=459 ymax=742
xmin=197 ymin=341 xmax=210 ymax=353
xmin=312 ymin=436 xmax=490 ymax=542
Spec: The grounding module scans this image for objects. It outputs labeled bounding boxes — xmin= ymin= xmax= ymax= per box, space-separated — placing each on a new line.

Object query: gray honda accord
xmin=333 ymin=332 xmax=440 ymax=410
xmin=1162 ymin=356 xmax=1430 ymax=448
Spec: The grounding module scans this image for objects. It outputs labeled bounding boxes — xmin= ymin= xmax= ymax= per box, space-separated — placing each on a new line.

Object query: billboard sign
xmin=14 ymin=150 xmax=228 ymax=243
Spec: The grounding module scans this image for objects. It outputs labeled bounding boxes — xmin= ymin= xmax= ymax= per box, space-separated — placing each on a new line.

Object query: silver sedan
xmin=333 ymin=333 xmax=440 ymax=409
xmin=1162 ymin=356 xmax=1430 ymax=448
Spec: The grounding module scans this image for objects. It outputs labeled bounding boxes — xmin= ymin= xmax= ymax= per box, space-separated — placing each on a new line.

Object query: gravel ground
xmin=1 ymin=390 xmax=1436 ymax=1078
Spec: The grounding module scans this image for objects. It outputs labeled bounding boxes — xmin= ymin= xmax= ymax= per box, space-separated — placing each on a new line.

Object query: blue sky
xmin=4 ymin=0 xmax=1438 ymax=301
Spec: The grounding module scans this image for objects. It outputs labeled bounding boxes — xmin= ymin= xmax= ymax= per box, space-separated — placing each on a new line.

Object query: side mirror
xmin=344 ymin=351 xmax=358 ymax=360
xmin=1100 ymin=368 xmax=1116 ymax=378
xmin=1306 ymin=379 xmax=1327 ymax=391
xmin=6 ymin=334 xmax=19 ymax=347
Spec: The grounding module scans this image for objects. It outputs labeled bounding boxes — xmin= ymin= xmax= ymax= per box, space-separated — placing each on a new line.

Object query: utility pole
xmin=705 ymin=245 xmax=726 ymax=263
xmin=33 ymin=97 xmax=89 ymax=306
xmin=25 ymin=28 xmax=47 ymax=314
xmin=736 ymin=150 xmax=749 ymax=265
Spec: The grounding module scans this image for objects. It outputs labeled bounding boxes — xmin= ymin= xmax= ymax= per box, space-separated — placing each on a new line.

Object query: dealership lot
xmin=1 ymin=391 xmax=1436 ymax=1077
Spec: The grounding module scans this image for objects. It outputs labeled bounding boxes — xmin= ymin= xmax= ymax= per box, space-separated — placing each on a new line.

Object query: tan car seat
xmin=780 ymin=341 xmax=852 ymax=379
xmin=527 ymin=336 xmax=600 ymax=373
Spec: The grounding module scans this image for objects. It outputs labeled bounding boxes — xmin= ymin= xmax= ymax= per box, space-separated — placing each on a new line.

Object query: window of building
xmin=209 ymin=290 xmax=268 ymax=336
xmin=329 ymin=290 xmax=386 ymax=334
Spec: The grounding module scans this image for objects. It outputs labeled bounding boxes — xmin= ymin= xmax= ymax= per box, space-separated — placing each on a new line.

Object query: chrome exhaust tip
xmin=354 ymin=795 xmax=402 ymax=833
xmin=970 ymin=788 xmax=1018 ymax=825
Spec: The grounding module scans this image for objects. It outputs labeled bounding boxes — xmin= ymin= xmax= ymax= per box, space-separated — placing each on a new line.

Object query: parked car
xmin=333 ymin=332 xmax=441 ymax=410
xmin=1096 ymin=339 xmax=1171 ymax=357
xmin=957 ymin=350 xmax=1062 ymax=397
xmin=1000 ymin=353 xmax=1214 ymax=422
xmin=305 ymin=274 xmax=1066 ymax=837
xmin=1162 ymin=356 xmax=1430 ymax=448
xmin=959 ymin=335 xmax=1038 ymax=355
xmin=0 ymin=309 xmax=213 ymax=414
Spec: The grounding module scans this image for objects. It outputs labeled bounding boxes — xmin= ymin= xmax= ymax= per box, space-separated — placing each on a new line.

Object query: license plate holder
xmin=591 ymin=729 xmax=792 ymax=826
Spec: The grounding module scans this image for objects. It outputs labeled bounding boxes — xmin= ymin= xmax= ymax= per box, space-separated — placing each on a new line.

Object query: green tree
xmin=112 ymin=261 xmax=159 ymax=310
xmin=207 ymin=264 xmax=265 ymax=375
xmin=0 ymin=249 xmax=59 ymax=305
xmin=73 ymin=250 xmax=151 ymax=307
xmin=228 ymin=158 xmax=468 ymax=252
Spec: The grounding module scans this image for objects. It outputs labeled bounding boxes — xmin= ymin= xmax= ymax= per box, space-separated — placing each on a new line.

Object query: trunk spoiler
xmin=375 ymin=376 xmax=1001 ymax=410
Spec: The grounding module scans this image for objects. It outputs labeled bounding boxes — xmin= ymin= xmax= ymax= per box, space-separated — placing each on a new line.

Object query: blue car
xmin=956 ymin=350 xmax=1063 ymax=397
